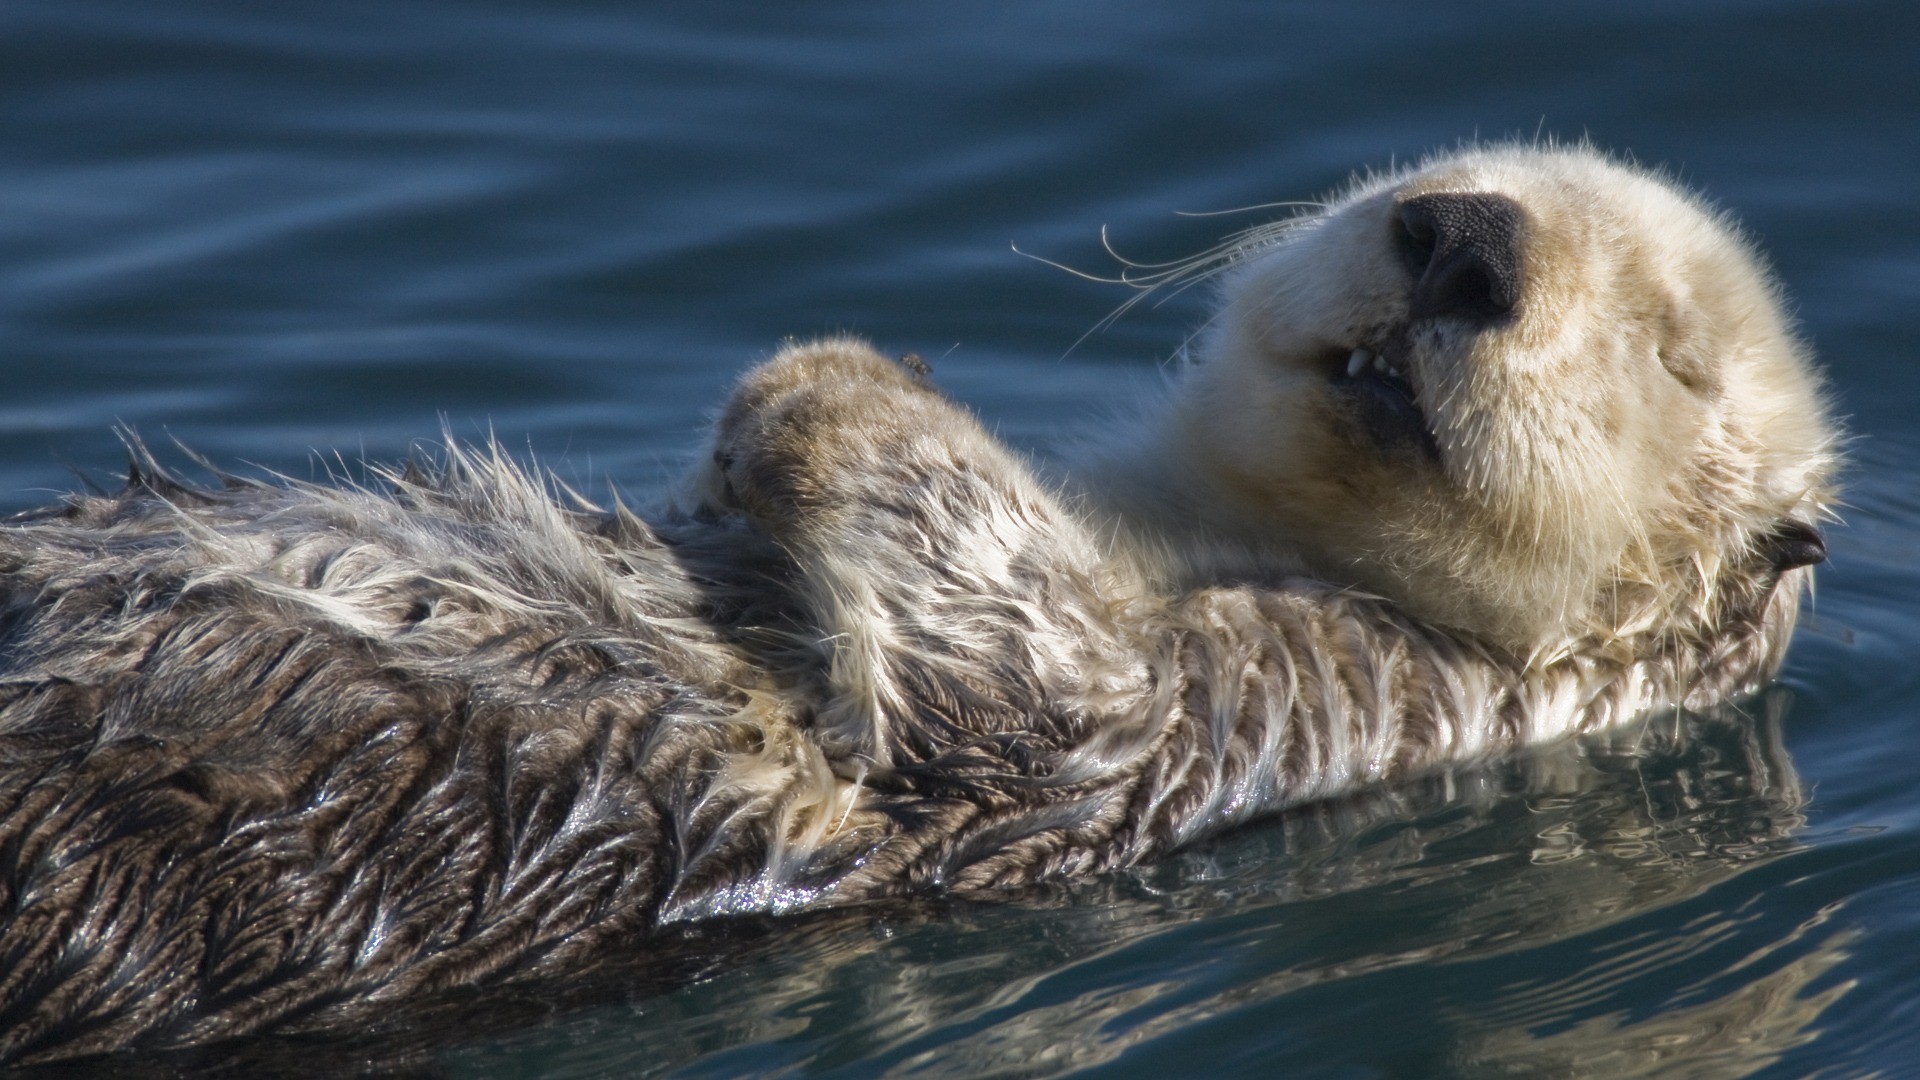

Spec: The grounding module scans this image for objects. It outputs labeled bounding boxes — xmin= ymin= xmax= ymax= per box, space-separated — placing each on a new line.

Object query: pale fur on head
xmin=1080 ymin=142 xmax=1838 ymax=659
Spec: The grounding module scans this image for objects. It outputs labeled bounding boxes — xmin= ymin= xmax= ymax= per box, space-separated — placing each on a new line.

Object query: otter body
xmin=0 ymin=146 xmax=1835 ymax=1062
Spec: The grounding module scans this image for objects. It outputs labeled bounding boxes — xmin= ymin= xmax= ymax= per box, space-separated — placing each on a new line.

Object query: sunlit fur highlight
xmin=0 ymin=144 xmax=1835 ymax=1062
xmin=1081 ymin=144 xmax=1835 ymax=660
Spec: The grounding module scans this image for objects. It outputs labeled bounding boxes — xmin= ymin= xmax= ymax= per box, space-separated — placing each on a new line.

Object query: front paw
xmin=700 ymin=338 xmax=938 ymax=530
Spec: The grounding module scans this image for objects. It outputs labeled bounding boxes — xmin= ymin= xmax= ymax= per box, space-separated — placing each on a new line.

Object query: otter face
xmin=1176 ymin=146 xmax=1835 ymax=652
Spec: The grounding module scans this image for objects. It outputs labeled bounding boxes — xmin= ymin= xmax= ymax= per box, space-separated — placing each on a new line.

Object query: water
xmin=3 ymin=2 xmax=1917 ymax=1076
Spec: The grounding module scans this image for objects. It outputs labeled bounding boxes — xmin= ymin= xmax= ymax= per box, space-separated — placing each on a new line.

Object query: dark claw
xmin=1762 ymin=519 xmax=1826 ymax=571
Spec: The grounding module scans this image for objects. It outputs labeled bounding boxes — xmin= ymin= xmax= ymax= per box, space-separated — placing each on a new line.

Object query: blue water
xmin=4 ymin=2 xmax=1918 ymax=1076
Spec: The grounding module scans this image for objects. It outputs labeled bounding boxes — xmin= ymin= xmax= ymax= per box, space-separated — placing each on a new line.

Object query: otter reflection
xmin=112 ymin=696 xmax=1839 ymax=1077
xmin=720 ymin=696 xmax=1837 ymax=1080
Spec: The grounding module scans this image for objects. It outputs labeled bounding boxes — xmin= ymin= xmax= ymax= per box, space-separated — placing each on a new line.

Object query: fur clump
xmin=0 ymin=444 xmax=847 ymax=1059
xmin=0 ymin=145 xmax=1837 ymax=1063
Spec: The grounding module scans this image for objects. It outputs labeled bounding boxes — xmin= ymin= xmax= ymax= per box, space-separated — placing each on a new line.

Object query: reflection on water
xmin=1456 ymin=926 xmax=1856 ymax=1079
xmin=396 ymin=696 xmax=1830 ymax=1078
xmin=24 ymin=696 xmax=1828 ymax=1079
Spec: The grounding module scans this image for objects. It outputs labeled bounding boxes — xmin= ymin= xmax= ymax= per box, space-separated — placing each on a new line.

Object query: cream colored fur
xmin=1080 ymin=144 xmax=1836 ymax=658
xmin=697 ymin=144 xmax=1836 ymax=836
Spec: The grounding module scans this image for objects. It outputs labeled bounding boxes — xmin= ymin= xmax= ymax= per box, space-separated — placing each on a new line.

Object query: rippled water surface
xmin=5 ymin=2 xmax=1918 ymax=1077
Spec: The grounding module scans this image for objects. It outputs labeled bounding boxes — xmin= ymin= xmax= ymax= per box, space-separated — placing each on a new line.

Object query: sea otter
xmin=0 ymin=145 xmax=1836 ymax=1062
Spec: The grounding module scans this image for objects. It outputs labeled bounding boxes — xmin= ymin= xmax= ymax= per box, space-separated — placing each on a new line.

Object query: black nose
xmin=1397 ymin=192 xmax=1526 ymax=324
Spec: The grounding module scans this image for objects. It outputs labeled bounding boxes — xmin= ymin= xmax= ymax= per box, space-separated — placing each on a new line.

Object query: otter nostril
xmin=1397 ymin=192 xmax=1525 ymax=325
xmin=1397 ymin=202 xmax=1439 ymax=276
xmin=1420 ymin=250 xmax=1503 ymax=322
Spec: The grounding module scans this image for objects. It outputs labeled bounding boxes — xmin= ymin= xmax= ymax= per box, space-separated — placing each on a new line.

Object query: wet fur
xmin=0 ymin=145 xmax=1835 ymax=1062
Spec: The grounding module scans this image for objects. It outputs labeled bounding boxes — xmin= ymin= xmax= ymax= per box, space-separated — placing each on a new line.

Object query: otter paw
xmin=702 ymin=338 xmax=939 ymax=530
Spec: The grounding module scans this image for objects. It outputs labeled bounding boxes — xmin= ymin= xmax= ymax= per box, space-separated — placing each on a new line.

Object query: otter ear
xmin=1761 ymin=519 xmax=1826 ymax=571
xmin=1657 ymin=298 xmax=1723 ymax=395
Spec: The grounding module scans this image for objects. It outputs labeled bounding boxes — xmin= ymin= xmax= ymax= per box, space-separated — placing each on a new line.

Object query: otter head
xmin=1173 ymin=145 xmax=1838 ymax=655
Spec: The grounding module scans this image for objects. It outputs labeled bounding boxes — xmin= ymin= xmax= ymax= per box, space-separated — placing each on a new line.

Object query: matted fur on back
xmin=0 ymin=443 xmax=831 ymax=1059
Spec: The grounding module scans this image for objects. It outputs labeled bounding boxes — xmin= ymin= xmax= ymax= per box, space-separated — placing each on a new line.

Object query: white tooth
xmin=1346 ymin=348 xmax=1370 ymax=378
xmin=1372 ymin=354 xmax=1391 ymax=374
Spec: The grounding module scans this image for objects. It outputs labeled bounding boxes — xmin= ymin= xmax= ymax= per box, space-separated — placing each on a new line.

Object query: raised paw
xmin=699 ymin=338 xmax=945 ymax=531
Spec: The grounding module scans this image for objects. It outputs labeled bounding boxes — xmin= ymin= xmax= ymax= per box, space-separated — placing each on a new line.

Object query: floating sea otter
xmin=0 ymin=145 xmax=1836 ymax=1062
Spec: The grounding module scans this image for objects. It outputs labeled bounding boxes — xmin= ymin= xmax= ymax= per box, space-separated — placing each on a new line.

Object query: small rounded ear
xmin=1656 ymin=296 xmax=1723 ymax=396
xmin=1761 ymin=518 xmax=1826 ymax=571
xmin=895 ymin=352 xmax=932 ymax=379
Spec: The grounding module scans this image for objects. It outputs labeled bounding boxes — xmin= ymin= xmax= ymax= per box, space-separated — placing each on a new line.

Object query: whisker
xmin=1023 ymin=203 xmax=1322 ymax=357
xmin=1174 ymin=199 xmax=1325 ymax=219
xmin=1011 ymin=243 xmax=1133 ymax=286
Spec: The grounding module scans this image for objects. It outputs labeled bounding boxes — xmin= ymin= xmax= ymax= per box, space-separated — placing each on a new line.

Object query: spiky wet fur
xmin=0 ymin=146 xmax=1834 ymax=1063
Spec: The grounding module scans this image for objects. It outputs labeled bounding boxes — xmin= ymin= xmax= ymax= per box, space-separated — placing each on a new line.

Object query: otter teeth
xmin=1344 ymin=347 xmax=1405 ymax=382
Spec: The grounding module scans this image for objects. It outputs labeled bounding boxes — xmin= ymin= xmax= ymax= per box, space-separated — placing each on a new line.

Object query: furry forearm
xmin=702 ymin=341 xmax=1684 ymax=895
